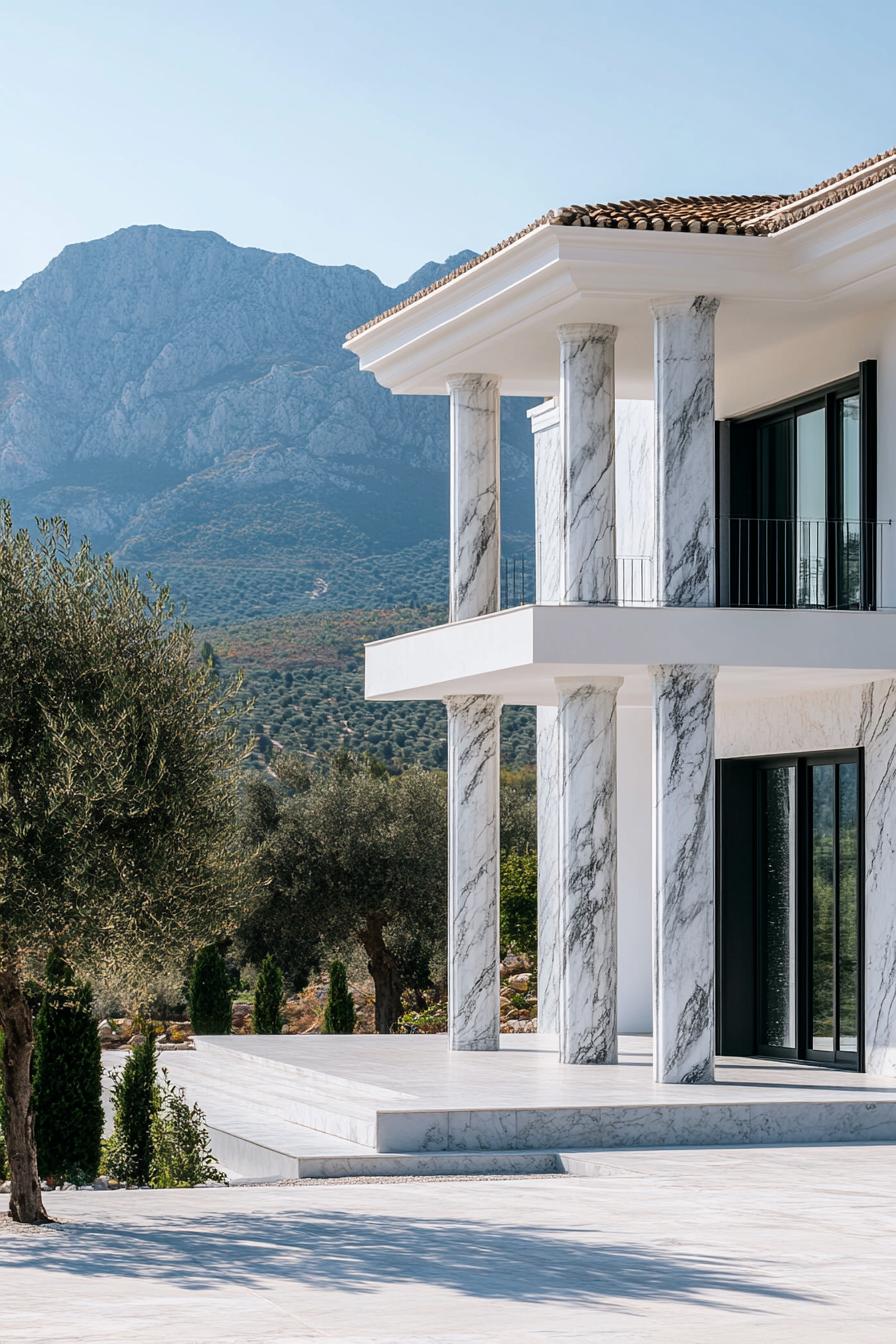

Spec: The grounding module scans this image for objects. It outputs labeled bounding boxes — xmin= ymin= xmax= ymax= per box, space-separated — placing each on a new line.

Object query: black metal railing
xmin=718 ymin=517 xmax=887 ymax=611
xmin=494 ymin=521 xmax=893 ymax=612
xmin=501 ymin=554 xmax=532 ymax=607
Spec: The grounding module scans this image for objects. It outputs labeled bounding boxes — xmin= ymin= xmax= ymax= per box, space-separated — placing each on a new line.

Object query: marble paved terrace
xmin=200 ymin=1031 xmax=896 ymax=1108
xmin=157 ymin=1033 xmax=896 ymax=1172
xmin=3 ymin=1143 xmax=895 ymax=1342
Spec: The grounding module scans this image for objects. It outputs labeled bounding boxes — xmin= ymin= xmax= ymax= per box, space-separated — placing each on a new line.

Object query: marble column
xmin=651 ymin=664 xmax=717 ymax=1083
xmin=530 ymin=397 xmax=562 ymax=1034
xmin=652 ymin=298 xmax=719 ymax=607
xmin=556 ymin=677 xmax=622 ymax=1064
xmin=557 ymin=324 xmax=618 ymax=604
xmin=448 ymin=374 xmax=500 ymax=622
xmin=445 ymin=694 xmax=501 ymax=1051
xmin=860 ymin=679 xmax=896 ymax=1075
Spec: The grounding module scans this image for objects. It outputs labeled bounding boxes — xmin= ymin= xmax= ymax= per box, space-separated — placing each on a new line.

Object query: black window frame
xmin=716 ymin=749 xmax=864 ymax=1072
xmin=718 ymin=361 xmax=877 ymax=610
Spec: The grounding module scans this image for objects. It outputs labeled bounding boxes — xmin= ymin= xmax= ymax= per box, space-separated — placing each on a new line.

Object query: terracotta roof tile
xmin=347 ymin=146 xmax=896 ymax=339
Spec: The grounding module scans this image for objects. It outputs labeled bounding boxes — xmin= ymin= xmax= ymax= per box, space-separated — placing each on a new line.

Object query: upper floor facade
xmin=346 ymin=147 xmax=896 ymax=707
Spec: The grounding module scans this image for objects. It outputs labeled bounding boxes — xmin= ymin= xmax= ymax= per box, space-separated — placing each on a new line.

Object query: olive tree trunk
xmin=362 ymin=917 xmax=405 ymax=1034
xmin=0 ymin=966 xmax=50 ymax=1224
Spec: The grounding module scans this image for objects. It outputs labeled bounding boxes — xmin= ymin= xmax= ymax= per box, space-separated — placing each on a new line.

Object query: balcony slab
xmin=365 ymin=604 xmax=896 ymax=706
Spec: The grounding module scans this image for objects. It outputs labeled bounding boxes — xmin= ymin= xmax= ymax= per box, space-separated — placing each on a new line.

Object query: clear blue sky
xmin=3 ymin=0 xmax=895 ymax=291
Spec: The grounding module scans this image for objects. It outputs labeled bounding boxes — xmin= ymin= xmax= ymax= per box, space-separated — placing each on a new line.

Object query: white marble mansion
xmin=346 ymin=146 xmax=896 ymax=1086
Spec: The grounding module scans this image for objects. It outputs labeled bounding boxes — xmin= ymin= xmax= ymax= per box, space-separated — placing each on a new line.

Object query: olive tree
xmin=243 ymin=753 xmax=446 ymax=1032
xmin=0 ymin=511 xmax=248 ymax=1223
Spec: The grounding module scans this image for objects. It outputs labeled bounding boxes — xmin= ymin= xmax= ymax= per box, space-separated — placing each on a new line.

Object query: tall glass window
xmin=811 ymin=764 xmax=836 ymax=1053
xmin=810 ymin=760 xmax=860 ymax=1061
xmin=726 ymin=368 xmax=874 ymax=611
xmin=759 ymin=767 xmax=797 ymax=1050
xmin=797 ymin=408 xmax=827 ymax=608
xmin=839 ymin=395 xmax=862 ymax=609
xmin=837 ymin=762 xmax=859 ymax=1054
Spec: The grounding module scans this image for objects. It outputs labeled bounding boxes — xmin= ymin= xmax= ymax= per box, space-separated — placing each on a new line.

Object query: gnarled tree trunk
xmin=0 ymin=966 xmax=49 ymax=1224
xmin=362 ymin=916 xmax=405 ymax=1034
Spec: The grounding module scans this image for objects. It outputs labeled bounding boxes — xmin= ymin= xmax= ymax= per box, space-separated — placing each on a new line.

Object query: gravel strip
xmin=270 ymin=1172 xmax=568 ymax=1187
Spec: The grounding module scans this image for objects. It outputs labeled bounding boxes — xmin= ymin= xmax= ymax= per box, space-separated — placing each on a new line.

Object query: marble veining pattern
xmin=448 ymin=374 xmax=500 ymax=621
xmin=556 ymin=678 xmax=621 ymax=1064
xmin=445 ymin=694 xmax=501 ymax=1051
xmin=536 ymin=705 xmax=560 ymax=1034
xmin=652 ymin=664 xmax=717 ymax=1083
xmin=652 ymin=298 xmax=718 ymax=607
xmin=558 ymin=324 xmax=618 ymax=604
xmin=859 ymin=679 xmax=896 ymax=1075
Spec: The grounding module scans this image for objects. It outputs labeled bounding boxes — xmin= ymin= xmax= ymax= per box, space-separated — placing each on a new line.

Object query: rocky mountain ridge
xmin=0 ymin=226 xmax=535 ymax=625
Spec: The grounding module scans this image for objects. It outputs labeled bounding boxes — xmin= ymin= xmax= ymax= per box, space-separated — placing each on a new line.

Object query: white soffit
xmin=345 ymin=178 xmax=896 ymax=399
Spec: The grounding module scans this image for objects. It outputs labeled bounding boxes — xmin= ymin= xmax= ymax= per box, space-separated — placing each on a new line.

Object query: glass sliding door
xmin=717 ymin=751 xmax=863 ymax=1070
xmin=810 ymin=764 xmax=836 ymax=1052
xmin=838 ymin=763 xmax=859 ymax=1054
xmin=808 ymin=759 xmax=861 ymax=1066
xmin=758 ymin=766 xmax=797 ymax=1053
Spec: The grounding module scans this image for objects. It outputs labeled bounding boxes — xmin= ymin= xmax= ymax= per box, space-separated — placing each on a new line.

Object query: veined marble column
xmin=530 ymin=398 xmax=562 ymax=1034
xmin=652 ymin=298 xmax=719 ymax=607
xmin=860 ymin=679 xmax=896 ymax=1074
xmin=446 ymin=694 xmax=501 ymax=1051
xmin=651 ymin=664 xmax=717 ymax=1083
xmin=448 ymin=374 xmax=500 ymax=622
xmin=556 ymin=677 xmax=622 ymax=1064
xmin=558 ymin=324 xmax=618 ymax=604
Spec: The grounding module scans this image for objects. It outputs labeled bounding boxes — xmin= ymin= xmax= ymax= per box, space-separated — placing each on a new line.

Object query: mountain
xmin=0 ymin=225 xmax=535 ymax=626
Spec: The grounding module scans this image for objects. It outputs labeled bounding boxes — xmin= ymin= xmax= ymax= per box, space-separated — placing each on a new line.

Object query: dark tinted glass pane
xmin=838 ymin=396 xmax=862 ymax=609
xmin=838 ymin=763 xmax=859 ymax=1054
xmin=797 ymin=409 xmax=827 ymax=607
xmin=760 ymin=767 xmax=796 ymax=1048
xmin=755 ymin=418 xmax=794 ymax=606
xmin=812 ymin=764 xmax=835 ymax=1052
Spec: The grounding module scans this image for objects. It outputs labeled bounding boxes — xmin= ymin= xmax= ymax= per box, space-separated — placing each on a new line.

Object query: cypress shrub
xmin=33 ymin=954 xmax=103 ymax=1185
xmin=150 ymin=1070 xmax=224 ymax=1188
xmin=322 ymin=960 xmax=356 ymax=1035
xmin=0 ymin=1029 xmax=7 ymax=1182
xmin=104 ymin=1032 xmax=157 ymax=1186
xmin=253 ymin=956 xmax=284 ymax=1035
xmin=189 ymin=945 xmax=232 ymax=1035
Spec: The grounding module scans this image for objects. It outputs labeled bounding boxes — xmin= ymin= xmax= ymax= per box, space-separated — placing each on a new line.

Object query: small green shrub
xmin=322 ymin=961 xmax=355 ymax=1035
xmin=104 ymin=1032 xmax=158 ymax=1186
xmin=253 ymin=955 xmax=284 ymax=1035
xmin=500 ymin=849 xmax=538 ymax=963
xmin=397 ymin=1002 xmax=448 ymax=1035
xmin=150 ymin=1071 xmax=224 ymax=1189
xmin=189 ymin=946 xmax=232 ymax=1035
xmin=33 ymin=953 xmax=103 ymax=1186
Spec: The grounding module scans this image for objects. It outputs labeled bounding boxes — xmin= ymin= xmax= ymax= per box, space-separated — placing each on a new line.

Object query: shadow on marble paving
xmin=4 ymin=1208 xmax=815 ymax=1309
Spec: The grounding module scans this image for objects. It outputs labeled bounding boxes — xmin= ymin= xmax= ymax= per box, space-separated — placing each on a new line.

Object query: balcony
xmin=502 ymin=520 xmax=894 ymax=613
